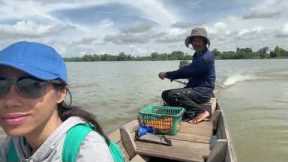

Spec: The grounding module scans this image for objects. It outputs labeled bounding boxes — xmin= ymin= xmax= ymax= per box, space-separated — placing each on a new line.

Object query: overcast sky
xmin=0 ymin=0 xmax=288 ymax=57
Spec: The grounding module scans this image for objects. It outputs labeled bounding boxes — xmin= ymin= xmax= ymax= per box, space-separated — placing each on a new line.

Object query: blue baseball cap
xmin=0 ymin=41 xmax=67 ymax=84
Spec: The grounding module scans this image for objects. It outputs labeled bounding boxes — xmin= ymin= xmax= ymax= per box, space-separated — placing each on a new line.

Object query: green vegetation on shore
xmin=64 ymin=46 xmax=288 ymax=62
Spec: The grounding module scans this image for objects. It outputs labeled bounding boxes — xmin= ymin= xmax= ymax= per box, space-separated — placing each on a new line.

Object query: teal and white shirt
xmin=0 ymin=116 xmax=113 ymax=162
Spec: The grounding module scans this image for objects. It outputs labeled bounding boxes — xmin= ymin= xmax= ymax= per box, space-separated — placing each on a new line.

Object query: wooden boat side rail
xmin=207 ymin=139 xmax=227 ymax=162
xmin=209 ymin=102 xmax=238 ymax=162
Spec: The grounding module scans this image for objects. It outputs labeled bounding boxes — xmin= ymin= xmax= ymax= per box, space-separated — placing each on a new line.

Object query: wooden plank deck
xmin=135 ymin=120 xmax=213 ymax=162
xmin=166 ymin=121 xmax=213 ymax=143
xmin=136 ymin=139 xmax=209 ymax=162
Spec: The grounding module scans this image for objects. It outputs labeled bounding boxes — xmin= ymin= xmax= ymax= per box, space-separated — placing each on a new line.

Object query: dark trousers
xmin=161 ymin=87 xmax=212 ymax=118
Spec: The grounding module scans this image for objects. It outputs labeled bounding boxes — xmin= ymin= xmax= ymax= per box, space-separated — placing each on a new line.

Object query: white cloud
xmin=127 ymin=0 xmax=178 ymax=26
xmin=243 ymin=0 xmax=288 ymax=19
xmin=0 ymin=0 xmax=287 ymax=56
xmin=208 ymin=22 xmax=230 ymax=35
xmin=0 ymin=20 xmax=72 ymax=39
xmin=154 ymin=27 xmax=187 ymax=43
xmin=122 ymin=23 xmax=155 ymax=34
xmin=281 ymin=23 xmax=288 ymax=34
xmin=275 ymin=23 xmax=288 ymax=37
xmin=237 ymin=27 xmax=263 ymax=37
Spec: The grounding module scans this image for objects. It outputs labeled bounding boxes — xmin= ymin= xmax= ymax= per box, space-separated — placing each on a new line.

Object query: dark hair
xmin=55 ymin=85 xmax=110 ymax=144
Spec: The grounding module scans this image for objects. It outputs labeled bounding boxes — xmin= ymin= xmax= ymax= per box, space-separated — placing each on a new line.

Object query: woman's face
xmin=0 ymin=67 xmax=66 ymax=136
xmin=191 ymin=36 xmax=206 ymax=52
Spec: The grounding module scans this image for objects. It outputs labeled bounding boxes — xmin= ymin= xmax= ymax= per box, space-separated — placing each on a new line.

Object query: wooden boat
xmin=109 ymin=98 xmax=238 ymax=162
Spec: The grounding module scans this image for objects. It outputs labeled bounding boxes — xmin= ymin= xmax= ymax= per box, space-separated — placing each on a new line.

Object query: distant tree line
xmin=64 ymin=51 xmax=192 ymax=62
xmin=64 ymin=46 xmax=288 ymax=62
xmin=212 ymin=46 xmax=288 ymax=59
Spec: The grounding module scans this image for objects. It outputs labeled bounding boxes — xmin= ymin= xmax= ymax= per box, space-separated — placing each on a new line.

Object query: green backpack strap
xmin=108 ymin=141 xmax=125 ymax=162
xmin=6 ymin=128 xmax=91 ymax=162
xmin=7 ymin=124 xmax=125 ymax=162
xmin=7 ymin=140 xmax=20 ymax=162
xmin=63 ymin=124 xmax=125 ymax=162
xmin=62 ymin=124 xmax=93 ymax=162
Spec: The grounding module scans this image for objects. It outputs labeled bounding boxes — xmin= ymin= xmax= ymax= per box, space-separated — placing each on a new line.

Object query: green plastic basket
xmin=138 ymin=104 xmax=185 ymax=135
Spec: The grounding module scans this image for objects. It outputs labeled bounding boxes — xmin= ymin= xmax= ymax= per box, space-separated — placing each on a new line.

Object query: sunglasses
xmin=0 ymin=76 xmax=63 ymax=99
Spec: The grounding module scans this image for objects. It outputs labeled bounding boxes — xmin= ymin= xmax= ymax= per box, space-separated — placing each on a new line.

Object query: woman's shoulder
xmin=0 ymin=136 xmax=12 ymax=150
xmin=0 ymin=136 xmax=12 ymax=161
xmin=83 ymin=130 xmax=108 ymax=144
xmin=77 ymin=131 xmax=114 ymax=162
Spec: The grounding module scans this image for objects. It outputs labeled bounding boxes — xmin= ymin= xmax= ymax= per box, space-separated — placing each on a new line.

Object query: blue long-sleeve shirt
xmin=166 ymin=49 xmax=215 ymax=89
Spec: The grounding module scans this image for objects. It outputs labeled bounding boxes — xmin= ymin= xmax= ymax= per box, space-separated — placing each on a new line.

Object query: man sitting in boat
xmin=158 ymin=27 xmax=215 ymax=124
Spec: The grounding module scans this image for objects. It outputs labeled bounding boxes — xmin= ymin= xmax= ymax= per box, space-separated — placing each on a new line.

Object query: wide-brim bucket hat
xmin=0 ymin=41 xmax=67 ymax=84
xmin=185 ymin=27 xmax=210 ymax=47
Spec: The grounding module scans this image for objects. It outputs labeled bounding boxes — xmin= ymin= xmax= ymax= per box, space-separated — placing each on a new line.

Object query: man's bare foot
xmin=189 ymin=111 xmax=210 ymax=124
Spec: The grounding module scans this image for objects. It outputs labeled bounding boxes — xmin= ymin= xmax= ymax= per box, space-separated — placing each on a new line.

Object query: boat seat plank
xmin=134 ymin=121 xmax=212 ymax=162
xmin=135 ymin=139 xmax=209 ymax=162
xmin=166 ymin=132 xmax=210 ymax=144
xmin=120 ymin=127 xmax=137 ymax=160
xmin=179 ymin=121 xmax=213 ymax=136
xmin=116 ymin=120 xmax=213 ymax=144
xmin=165 ymin=121 xmax=213 ymax=144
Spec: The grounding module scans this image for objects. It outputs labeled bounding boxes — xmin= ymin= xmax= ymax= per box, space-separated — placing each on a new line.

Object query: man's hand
xmin=158 ymin=72 xmax=167 ymax=80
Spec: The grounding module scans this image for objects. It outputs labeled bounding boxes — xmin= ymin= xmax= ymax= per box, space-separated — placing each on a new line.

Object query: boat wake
xmin=220 ymin=74 xmax=257 ymax=88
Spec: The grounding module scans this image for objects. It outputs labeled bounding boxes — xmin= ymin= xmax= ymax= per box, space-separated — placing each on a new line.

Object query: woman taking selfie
xmin=0 ymin=41 xmax=116 ymax=162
